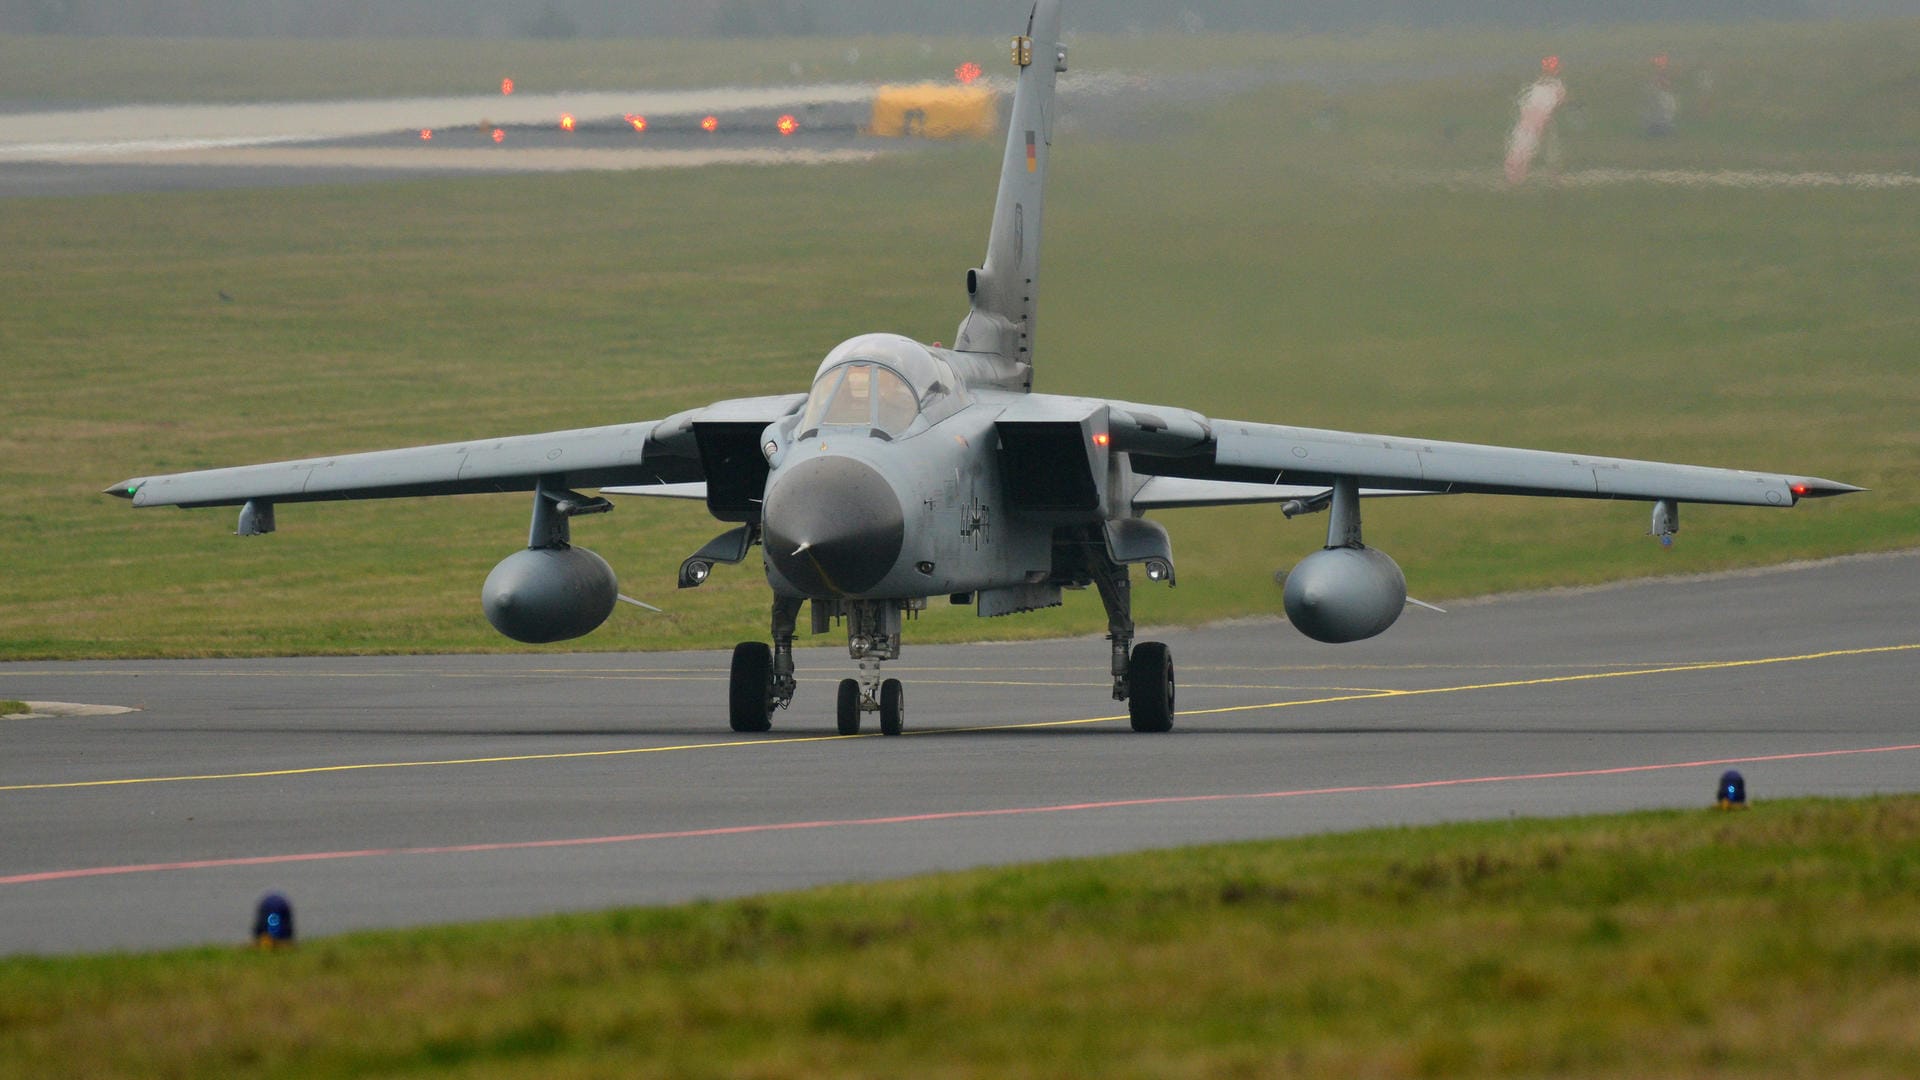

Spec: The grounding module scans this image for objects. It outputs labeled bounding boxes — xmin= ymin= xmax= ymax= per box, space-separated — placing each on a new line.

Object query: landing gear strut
xmin=736 ymin=597 xmax=913 ymax=736
xmin=732 ymin=573 xmax=1169 ymax=735
xmin=1090 ymin=549 xmax=1176 ymax=732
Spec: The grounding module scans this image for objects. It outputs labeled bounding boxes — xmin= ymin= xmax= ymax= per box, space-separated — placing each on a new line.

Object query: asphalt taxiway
xmin=2 ymin=550 xmax=1916 ymax=955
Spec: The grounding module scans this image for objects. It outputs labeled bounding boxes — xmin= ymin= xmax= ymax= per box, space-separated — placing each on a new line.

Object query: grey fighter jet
xmin=108 ymin=0 xmax=1858 ymax=737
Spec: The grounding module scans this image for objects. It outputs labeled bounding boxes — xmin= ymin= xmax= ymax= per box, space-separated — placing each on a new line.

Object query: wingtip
xmin=104 ymin=481 xmax=139 ymax=500
xmin=1794 ymin=478 xmax=1865 ymax=499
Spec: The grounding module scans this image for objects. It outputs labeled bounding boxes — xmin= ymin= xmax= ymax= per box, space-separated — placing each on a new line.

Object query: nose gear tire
xmin=837 ymin=678 xmax=862 ymax=735
xmin=880 ymin=678 xmax=905 ymax=736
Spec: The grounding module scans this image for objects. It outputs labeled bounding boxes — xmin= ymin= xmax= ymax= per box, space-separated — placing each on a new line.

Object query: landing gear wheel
xmin=1128 ymin=641 xmax=1175 ymax=733
xmin=879 ymin=678 xmax=905 ymax=736
xmin=836 ymin=678 xmax=862 ymax=735
xmin=729 ymin=642 xmax=774 ymax=733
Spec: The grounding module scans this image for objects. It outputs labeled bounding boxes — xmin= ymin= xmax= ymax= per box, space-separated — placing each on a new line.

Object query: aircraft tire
xmin=729 ymin=642 xmax=774 ymax=732
xmin=879 ymin=678 xmax=905 ymax=736
xmin=837 ymin=678 xmax=862 ymax=735
xmin=1128 ymin=642 xmax=1175 ymax=732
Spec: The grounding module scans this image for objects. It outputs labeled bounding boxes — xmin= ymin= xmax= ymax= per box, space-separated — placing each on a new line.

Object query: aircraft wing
xmin=105 ymin=394 xmax=806 ymax=510
xmin=1096 ymin=400 xmax=1859 ymax=508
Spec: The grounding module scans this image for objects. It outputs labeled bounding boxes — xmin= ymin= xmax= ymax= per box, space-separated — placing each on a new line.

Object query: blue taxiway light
xmin=1716 ymin=769 xmax=1748 ymax=809
xmin=253 ymin=892 xmax=294 ymax=948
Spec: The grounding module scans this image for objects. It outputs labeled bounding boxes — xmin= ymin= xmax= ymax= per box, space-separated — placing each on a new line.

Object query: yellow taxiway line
xmin=2 ymin=643 xmax=1912 ymax=793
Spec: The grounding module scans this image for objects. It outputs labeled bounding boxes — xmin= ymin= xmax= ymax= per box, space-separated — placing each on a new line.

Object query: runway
xmin=2 ymin=550 xmax=1916 ymax=956
xmin=0 ymin=85 xmax=899 ymax=198
xmin=0 ymin=69 xmax=1278 ymax=198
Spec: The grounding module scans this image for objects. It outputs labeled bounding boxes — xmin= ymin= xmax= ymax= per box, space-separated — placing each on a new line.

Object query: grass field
xmin=0 ymin=28 xmax=1590 ymax=105
xmin=2 ymin=20 xmax=1916 ymax=659
xmin=3 ymin=796 xmax=1917 ymax=1077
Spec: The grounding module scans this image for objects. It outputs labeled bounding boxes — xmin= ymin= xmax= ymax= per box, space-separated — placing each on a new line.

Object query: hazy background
xmin=4 ymin=0 xmax=1917 ymax=38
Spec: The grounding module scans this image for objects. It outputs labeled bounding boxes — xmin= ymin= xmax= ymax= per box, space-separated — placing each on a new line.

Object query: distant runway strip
xmin=0 ymin=85 xmax=897 ymax=197
xmin=1 ymin=550 xmax=1916 ymax=954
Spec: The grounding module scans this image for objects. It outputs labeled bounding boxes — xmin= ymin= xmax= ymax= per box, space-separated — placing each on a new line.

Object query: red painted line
xmin=5 ymin=742 xmax=1917 ymax=887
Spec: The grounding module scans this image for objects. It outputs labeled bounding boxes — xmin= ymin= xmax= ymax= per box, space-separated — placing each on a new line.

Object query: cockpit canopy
xmin=799 ymin=333 xmax=964 ymax=438
xmin=802 ymin=361 xmax=918 ymax=436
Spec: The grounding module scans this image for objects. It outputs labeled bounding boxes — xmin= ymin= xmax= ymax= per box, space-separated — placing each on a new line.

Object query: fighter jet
xmin=108 ymin=0 xmax=1858 ymax=737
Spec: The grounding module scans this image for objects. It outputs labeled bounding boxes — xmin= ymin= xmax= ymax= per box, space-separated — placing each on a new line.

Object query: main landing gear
xmin=729 ymin=553 xmax=1176 ymax=735
xmin=728 ymin=596 xmax=801 ymax=733
xmin=1087 ymin=547 xmax=1175 ymax=732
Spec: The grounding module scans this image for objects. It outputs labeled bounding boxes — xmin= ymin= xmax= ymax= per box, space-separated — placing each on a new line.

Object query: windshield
xmin=801 ymin=361 xmax=918 ymax=436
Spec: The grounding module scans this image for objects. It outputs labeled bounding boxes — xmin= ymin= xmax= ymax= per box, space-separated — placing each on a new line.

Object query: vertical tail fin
xmin=953 ymin=0 xmax=1064 ymax=392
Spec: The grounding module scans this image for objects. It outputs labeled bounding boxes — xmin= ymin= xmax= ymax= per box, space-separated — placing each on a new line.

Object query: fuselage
xmin=759 ymin=333 xmax=1054 ymax=602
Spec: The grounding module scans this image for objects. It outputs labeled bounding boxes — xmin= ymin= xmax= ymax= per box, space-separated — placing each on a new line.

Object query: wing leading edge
xmin=1104 ymin=404 xmax=1859 ymax=509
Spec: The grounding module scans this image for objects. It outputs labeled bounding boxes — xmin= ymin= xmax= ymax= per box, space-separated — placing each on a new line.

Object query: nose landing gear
xmin=836 ymin=668 xmax=905 ymax=736
xmin=833 ymin=600 xmax=909 ymax=735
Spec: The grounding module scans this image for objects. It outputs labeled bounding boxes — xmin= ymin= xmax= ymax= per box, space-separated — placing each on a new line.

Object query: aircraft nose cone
xmin=763 ymin=456 xmax=905 ymax=596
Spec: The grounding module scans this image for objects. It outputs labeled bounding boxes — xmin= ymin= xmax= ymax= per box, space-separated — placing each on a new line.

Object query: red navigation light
xmin=501 ymin=77 xmax=515 ymax=95
xmin=700 ymin=115 xmax=719 ymax=133
xmin=776 ymin=114 xmax=798 ymax=136
xmin=955 ymin=61 xmax=982 ymax=85
xmin=1093 ymin=432 xmax=1111 ymax=447
xmin=560 ymin=113 xmax=576 ymax=132
xmin=419 ymin=128 xmax=432 ymax=141
xmin=491 ymin=128 xmax=505 ymax=144
xmin=625 ymin=113 xmax=648 ymax=133
xmin=1790 ymin=483 xmax=1809 ymax=497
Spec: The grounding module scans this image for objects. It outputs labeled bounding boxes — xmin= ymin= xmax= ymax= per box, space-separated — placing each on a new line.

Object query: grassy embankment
xmin=0 ymin=701 xmax=27 ymax=715
xmin=3 ymin=796 xmax=1918 ymax=1077
xmin=1 ymin=20 xmax=1916 ymax=659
